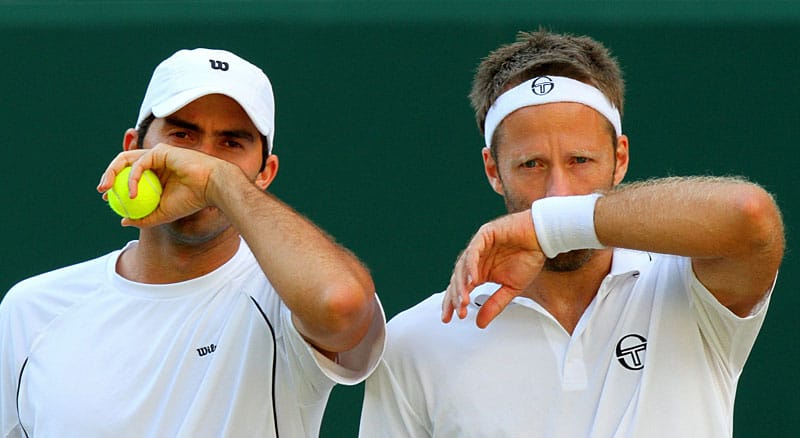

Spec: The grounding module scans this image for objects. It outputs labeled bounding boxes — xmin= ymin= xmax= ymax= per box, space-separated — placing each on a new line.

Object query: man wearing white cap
xmin=1 ymin=48 xmax=385 ymax=437
xmin=360 ymin=30 xmax=784 ymax=437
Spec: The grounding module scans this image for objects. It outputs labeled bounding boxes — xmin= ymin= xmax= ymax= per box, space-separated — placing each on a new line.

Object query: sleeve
xmin=283 ymin=295 xmax=386 ymax=388
xmin=686 ymin=261 xmax=776 ymax=375
xmin=0 ymin=289 xmax=27 ymax=438
xmin=359 ymin=359 xmax=431 ymax=438
xmin=274 ymin=296 xmax=386 ymax=436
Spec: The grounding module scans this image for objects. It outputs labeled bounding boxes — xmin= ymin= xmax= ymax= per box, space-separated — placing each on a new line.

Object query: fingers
xmin=97 ymin=147 xmax=167 ymax=228
xmin=97 ymin=149 xmax=149 ymax=194
xmin=441 ymin=238 xmax=484 ymax=323
xmin=475 ymin=286 xmax=517 ymax=329
xmin=120 ymin=214 xmax=160 ymax=229
xmin=441 ymin=272 xmax=471 ymax=323
xmin=441 ymin=266 xmax=462 ymax=323
xmin=441 ymin=212 xmax=545 ymax=328
xmin=441 ymin=292 xmax=455 ymax=323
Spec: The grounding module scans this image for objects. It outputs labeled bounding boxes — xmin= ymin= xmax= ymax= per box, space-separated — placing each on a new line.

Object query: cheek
xmin=504 ymin=191 xmax=534 ymax=213
xmin=239 ymin=151 xmax=269 ymax=179
xmin=580 ymin=160 xmax=617 ymax=186
xmin=502 ymin=176 xmax=546 ymax=208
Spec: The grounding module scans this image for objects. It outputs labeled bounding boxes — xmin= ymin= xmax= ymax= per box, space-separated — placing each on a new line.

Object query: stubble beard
xmin=162 ymin=207 xmax=232 ymax=246
xmin=542 ymin=248 xmax=595 ymax=272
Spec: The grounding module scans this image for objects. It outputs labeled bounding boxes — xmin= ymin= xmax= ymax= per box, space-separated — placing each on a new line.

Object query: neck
xmin=116 ymin=227 xmax=241 ymax=284
xmin=523 ymin=248 xmax=613 ymax=334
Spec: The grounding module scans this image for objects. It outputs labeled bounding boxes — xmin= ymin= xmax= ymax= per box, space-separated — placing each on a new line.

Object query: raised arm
xmin=595 ymin=176 xmax=784 ymax=317
xmin=98 ymin=143 xmax=377 ymax=357
xmin=209 ymin=157 xmax=377 ymax=356
xmin=443 ymin=176 xmax=784 ymax=326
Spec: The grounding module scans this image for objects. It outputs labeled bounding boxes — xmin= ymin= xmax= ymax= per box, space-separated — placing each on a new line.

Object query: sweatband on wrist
xmin=483 ymin=76 xmax=622 ymax=148
xmin=530 ymin=193 xmax=605 ymax=258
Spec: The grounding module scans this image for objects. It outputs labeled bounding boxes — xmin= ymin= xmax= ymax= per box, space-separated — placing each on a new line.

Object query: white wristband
xmin=530 ymin=193 xmax=605 ymax=258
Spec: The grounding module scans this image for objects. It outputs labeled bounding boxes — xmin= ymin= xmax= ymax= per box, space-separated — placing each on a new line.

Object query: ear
xmin=123 ymin=128 xmax=140 ymax=151
xmin=482 ymin=147 xmax=505 ymax=196
xmin=612 ymin=134 xmax=630 ymax=186
xmin=255 ymin=154 xmax=279 ymax=190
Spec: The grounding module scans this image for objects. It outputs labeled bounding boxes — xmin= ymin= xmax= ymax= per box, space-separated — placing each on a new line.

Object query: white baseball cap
xmin=136 ymin=48 xmax=276 ymax=152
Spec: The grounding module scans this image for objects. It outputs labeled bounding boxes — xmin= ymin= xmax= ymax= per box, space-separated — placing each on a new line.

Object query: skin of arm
xmin=98 ymin=143 xmax=377 ymax=357
xmin=210 ymin=159 xmax=378 ymax=355
xmin=443 ymin=175 xmax=784 ymax=325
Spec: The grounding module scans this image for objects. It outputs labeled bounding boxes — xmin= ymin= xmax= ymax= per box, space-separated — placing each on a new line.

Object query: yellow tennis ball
xmin=107 ymin=166 xmax=162 ymax=219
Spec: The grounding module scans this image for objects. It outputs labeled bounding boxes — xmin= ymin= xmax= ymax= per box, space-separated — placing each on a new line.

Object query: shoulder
xmin=384 ymin=292 xmax=445 ymax=358
xmin=384 ymin=285 xmax=497 ymax=363
xmin=387 ymin=283 xmax=504 ymax=336
xmin=1 ymin=252 xmax=114 ymax=326
xmin=385 ymin=292 xmax=449 ymax=343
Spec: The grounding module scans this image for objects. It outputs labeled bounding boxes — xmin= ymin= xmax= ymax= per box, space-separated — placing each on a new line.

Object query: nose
xmin=545 ymin=166 xmax=574 ymax=197
xmin=193 ymin=137 xmax=216 ymax=156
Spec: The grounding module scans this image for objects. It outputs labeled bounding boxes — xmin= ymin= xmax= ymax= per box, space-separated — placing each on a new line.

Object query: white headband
xmin=483 ymin=75 xmax=621 ymax=148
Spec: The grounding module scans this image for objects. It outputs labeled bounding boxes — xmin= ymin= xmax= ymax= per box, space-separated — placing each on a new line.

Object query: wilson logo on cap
xmin=209 ymin=59 xmax=229 ymax=71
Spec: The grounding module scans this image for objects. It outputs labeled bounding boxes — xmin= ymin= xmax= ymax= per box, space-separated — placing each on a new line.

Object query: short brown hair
xmin=469 ymin=29 xmax=625 ymax=141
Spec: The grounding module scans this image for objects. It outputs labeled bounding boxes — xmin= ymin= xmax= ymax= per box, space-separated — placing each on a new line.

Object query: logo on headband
xmin=531 ymin=76 xmax=555 ymax=96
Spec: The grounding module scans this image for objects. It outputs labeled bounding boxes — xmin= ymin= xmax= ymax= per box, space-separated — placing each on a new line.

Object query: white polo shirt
xmin=1 ymin=239 xmax=385 ymax=438
xmin=360 ymin=249 xmax=772 ymax=437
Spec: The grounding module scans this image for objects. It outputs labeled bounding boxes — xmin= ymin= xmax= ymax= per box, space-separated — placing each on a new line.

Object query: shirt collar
xmin=608 ymin=248 xmax=653 ymax=277
xmin=471 ymin=248 xmax=654 ymax=308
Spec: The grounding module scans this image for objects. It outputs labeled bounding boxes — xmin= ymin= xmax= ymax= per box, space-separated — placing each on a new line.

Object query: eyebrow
xmin=164 ymin=116 xmax=200 ymax=132
xmin=163 ymin=116 xmax=256 ymax=142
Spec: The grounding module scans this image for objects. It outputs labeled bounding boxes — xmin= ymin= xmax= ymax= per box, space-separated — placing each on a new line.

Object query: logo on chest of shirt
xmin=615 ymin=334 xmax=647 ymax=370
xmin=196 ymin=343 xmax=217 ymax=357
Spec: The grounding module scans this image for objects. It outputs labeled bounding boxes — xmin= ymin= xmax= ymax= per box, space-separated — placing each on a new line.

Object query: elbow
xmin=317 ymin=278 xmax=377 ymax=352
xmin=732 ymin=185 xmax=785 ymax=263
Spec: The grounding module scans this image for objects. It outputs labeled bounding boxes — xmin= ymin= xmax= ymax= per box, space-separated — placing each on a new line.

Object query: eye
xmin=171 ymin=131 xmax=189 ymax=139
xmin=522 ymin=159 xmax=539 ymax=169
xmin=574 ymin=156 xmax=589 ymax=164
xmin=223 ymin=140 xmax=244 ymax=149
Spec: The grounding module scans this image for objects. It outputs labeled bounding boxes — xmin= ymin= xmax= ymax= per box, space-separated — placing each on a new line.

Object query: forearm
xmin=595 ymin=176 xmax=783 ymax=260
xmin=209 ymin=163 xmax=376 ymax=353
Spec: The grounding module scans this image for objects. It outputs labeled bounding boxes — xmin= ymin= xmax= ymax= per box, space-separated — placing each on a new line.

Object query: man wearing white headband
xmin=1 ymin=48 xmax=385 ymax=437
xmin=361 ymin=30 xmax=784 ymax=437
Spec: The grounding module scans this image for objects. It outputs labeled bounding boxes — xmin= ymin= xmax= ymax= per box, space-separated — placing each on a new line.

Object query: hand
xmin=441 ymin=210 xmax=546 ymax=328
xmin=97 ymin=143 xmax=227 ymax=227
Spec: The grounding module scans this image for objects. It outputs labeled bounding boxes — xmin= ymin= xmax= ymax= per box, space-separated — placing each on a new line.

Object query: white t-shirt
xmin=1 ymin=239 xmax=385 ymax=438
xmin=360 ymin=249 xmax=772 ymax=438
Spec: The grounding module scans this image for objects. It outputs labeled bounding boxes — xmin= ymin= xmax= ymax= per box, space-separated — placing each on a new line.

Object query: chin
xmin=543 ymin=249 xmax=595 ymax=272
xmin=164 ymin=212 xmax=231 ymax=246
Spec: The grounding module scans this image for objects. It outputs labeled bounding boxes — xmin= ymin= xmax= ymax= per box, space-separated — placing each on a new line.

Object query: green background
xmin=1 ymin=1 xmax=798 ymax=436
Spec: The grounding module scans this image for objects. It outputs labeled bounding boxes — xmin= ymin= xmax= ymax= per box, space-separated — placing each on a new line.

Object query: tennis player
xmin=1 ymin=48 xmax=385 ymax=437
xmin=360 ymin=30 xmax=783 ymax=437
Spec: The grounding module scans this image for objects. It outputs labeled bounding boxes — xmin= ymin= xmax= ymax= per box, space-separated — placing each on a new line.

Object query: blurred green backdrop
xmin=1 ymin=1 xmax=798 ymax=436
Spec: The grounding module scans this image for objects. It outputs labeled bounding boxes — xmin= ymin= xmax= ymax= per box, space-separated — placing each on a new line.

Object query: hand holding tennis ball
xmin=107 ymin=166 xmax=163 ymax=219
